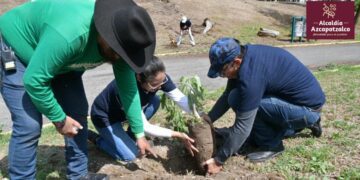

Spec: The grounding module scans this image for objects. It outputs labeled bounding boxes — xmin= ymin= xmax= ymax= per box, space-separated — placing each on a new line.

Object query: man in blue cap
xmin=201 ymin=37 xmax=325 ymax=175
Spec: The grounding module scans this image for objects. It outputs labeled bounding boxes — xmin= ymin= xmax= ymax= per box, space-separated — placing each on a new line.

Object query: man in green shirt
xmin=0 ymin=0 xmax=156 ymax=179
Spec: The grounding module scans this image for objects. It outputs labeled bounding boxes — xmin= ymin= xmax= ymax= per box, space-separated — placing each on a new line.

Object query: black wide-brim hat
xmin=94 ymin=0 xmax=156 ymax=73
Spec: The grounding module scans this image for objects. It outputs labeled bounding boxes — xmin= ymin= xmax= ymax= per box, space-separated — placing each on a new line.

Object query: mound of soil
xmin=188 ymin=120 xmax=215 ymax=174
xmin=88 ymin=138 xmax=285 ymax=179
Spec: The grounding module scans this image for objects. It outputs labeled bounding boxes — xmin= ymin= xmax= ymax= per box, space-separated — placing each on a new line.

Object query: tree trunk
xmin=356 ymin=3 xmax=360 ymax=24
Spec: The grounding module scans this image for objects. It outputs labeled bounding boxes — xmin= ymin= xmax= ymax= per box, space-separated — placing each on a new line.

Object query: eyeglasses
xmin=146 ymin=76 xmax=168 ymax=91
xmin=219 ymin=62 xmax=232 ymax=77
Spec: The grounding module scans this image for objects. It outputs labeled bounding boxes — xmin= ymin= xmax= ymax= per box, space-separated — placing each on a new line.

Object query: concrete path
xmin=1 ymin=43 xmax=359 ymax=132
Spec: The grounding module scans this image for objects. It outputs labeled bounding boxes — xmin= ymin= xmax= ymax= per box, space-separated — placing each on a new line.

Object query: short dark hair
xmin=238 ymin=45 xmax=246 ymax=59
xmin=139 ymin=56 xmax=165 ymax=82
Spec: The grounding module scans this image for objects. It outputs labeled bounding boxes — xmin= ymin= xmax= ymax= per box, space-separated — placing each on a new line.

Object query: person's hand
xmin=136 ymin=136 xmax=158 ymax=158
xmin=202 ymin=158 xmax=223 ymax=175
xmin=173 ymin=131 xmax=199 ymax=156
xmin=53 ymin=116 xmax=83 ymax=137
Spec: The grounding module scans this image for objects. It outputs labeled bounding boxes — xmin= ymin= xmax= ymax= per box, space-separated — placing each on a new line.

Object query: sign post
xmin=291 ymin=16 xmax=306 ymax=43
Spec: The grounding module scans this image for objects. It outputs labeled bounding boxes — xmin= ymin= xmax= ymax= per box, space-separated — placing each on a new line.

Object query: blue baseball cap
xmin=207 ymin=38 xmax=241 ymax=78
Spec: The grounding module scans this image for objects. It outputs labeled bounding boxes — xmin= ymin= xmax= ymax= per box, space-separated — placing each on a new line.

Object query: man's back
xmin=235 ymin=45 xmax=326 ymax=112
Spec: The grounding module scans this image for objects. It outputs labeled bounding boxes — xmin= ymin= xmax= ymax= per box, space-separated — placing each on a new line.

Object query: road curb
xmin=155 ymin=41 xmax=360 ymax=57
xmin=276 ymin=40 xmax=360 ymax=48
xmin=156 ymin=51 xmax=194 ymax=57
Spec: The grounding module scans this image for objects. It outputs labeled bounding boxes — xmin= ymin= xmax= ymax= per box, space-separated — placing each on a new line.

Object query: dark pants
xmin=228 ymin=89 xmax=320 ymax=150
xmin=0 ymin=40 xmax=89 ymax=179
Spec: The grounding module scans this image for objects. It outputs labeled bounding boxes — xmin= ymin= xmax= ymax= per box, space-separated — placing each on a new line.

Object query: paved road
xmin=1 ymin=43 xmax=359 ymax=132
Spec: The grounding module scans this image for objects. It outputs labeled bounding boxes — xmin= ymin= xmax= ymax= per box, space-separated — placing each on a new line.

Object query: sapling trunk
xmin=192 ymin=103 xmax=201 ymax=119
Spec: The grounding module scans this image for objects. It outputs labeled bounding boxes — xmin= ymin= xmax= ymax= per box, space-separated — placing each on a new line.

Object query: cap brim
xmin=94 ymin=0 xmax=154 ymax=73
xmin=207 ymin=66 xmax=220 ymax=78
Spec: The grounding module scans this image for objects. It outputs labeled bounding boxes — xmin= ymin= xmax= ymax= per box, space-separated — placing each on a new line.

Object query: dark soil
xmin=188 ymin=120 xmax=215 ymax=174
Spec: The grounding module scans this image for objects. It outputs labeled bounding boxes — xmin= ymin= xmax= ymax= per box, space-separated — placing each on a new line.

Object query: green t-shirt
xmin=0 ymin=0 xmax=144 ymax=136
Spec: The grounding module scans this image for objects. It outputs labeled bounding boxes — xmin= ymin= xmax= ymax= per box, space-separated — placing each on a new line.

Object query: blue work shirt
xmin=209 ymin=44 xmax=325 ymax=164
xmin=235 ymin=44 xmax=325 ymax=112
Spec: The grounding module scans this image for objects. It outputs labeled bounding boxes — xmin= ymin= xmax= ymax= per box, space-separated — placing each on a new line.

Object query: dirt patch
xmin=89 ymin=138 xmax=284 ymax=179
xmin=135 ymin=0 xmax=308 ymax=55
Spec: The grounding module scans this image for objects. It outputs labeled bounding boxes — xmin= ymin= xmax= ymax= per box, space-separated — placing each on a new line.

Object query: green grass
xmin=253 ymin=64 xmax=360 ymax=179
xmin=0 ymin=64 xmax=359 ymax=179
xmin=0 ymin=126 xmax=67 ymax=179
xmin=356 ymin=17 xmax=360 ymax=41
xmin=235 ymin=24 xmax=263 ymax=44
xmin=266 ymin=146 xmax=335 ymax=177
xmin=356 ymin=32 xmax=360 ymax=41
xmin=340 ymin=166 xmax=360 ymax=179
xmin=0 ymin=133 xmax=10 ymax=146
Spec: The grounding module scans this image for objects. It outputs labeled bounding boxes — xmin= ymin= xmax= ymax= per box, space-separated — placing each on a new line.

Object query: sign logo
xmin=323 ymin=3 xmax=336 ymax=18
xmin=307 ymin=1 xmax=354 ymax=39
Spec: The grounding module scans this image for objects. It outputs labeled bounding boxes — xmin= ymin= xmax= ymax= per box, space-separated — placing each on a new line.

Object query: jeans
xmin=0 ymin=40 xmax=89 ymax=179
xmin=251 ymin=97 xmax=320 ymax=150
xmin=91 ymin=92 xmax=160 ymax=161
xmin=142 ymin=95 xmax=160 ymax=120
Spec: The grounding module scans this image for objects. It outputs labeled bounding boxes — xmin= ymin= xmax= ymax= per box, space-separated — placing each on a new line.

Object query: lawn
xmin=0 ymin=64 xmax=359 ymax=179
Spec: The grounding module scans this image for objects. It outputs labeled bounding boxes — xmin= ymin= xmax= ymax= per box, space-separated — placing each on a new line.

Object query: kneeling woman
xmin=89 ymin=57 xmax=198 ymax=161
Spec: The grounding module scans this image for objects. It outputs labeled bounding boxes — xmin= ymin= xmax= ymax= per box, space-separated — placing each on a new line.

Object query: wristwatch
xmin=53 ymin=118 xmax=66 ymax=129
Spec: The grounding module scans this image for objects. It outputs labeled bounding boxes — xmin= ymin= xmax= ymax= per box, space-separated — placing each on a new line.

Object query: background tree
xmin=356 ymin=0 xmax=360 ymax=24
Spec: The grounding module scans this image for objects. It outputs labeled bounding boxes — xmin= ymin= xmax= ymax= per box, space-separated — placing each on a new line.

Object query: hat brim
xmin=207 ymin=66 xmax=220 ymax=78
xmin=94 ymin=0 xmax=155 ymax=73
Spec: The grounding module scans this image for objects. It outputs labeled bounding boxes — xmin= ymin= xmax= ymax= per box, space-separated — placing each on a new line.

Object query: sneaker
xmin=309 ymin=118 xmax=322 ymax=138
xmin=79 ymin=172 xmax=109 ymax=180
xmin=88 ymin=130 xmax=100 ymax=145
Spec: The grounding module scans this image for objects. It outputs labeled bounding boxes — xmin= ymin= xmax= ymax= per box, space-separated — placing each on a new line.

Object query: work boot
xmin=246 ymin=143 xmax=285 ymax=163
xmin=88 ymin=130 xmax=100 ymax=145
xmin=309 ymin=118 xmax=322 ymax=138
xmin=79 ymin=172 xmax=109 ymax=180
